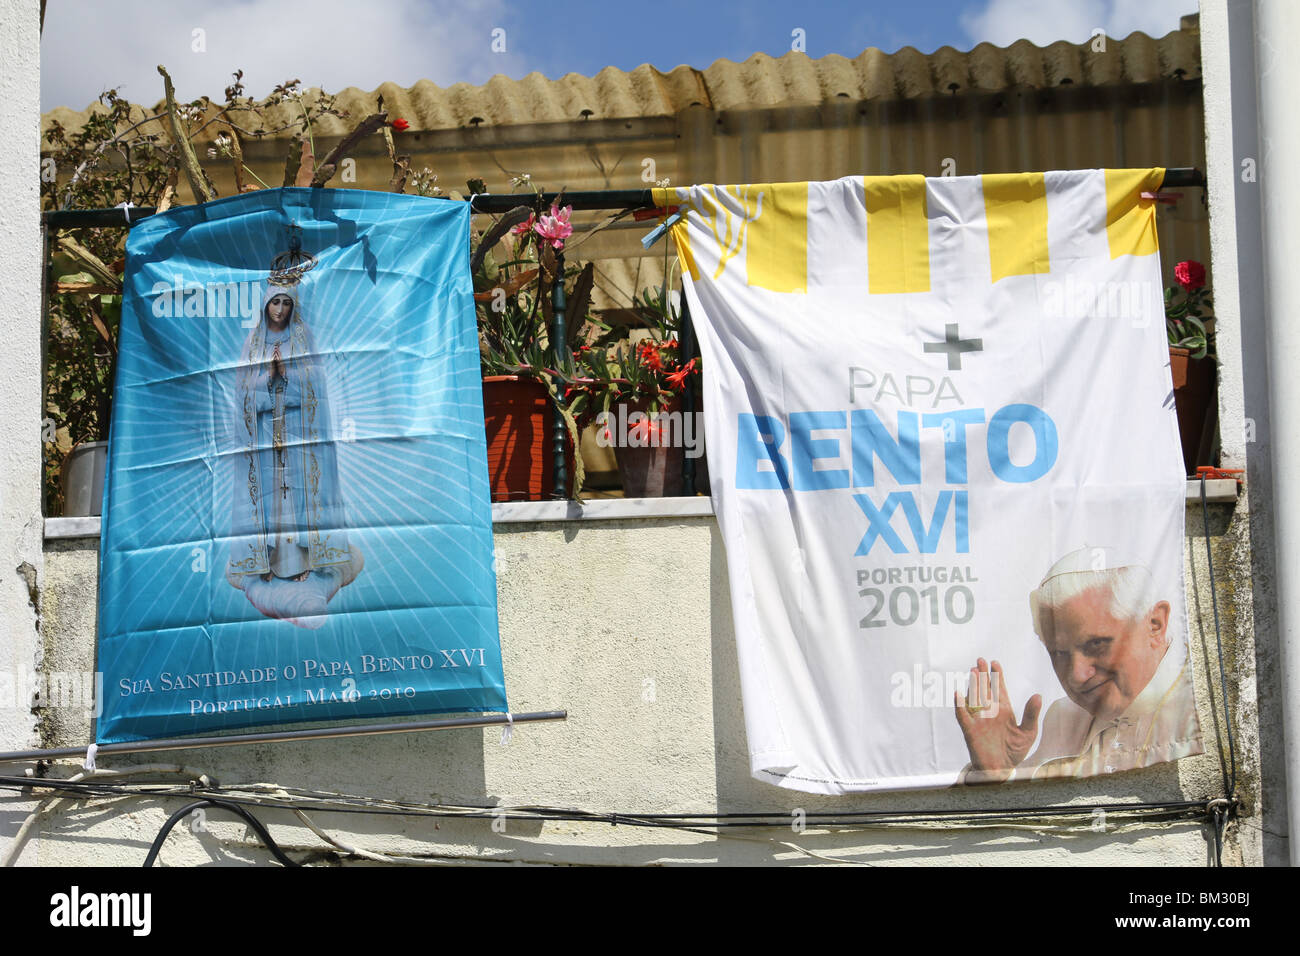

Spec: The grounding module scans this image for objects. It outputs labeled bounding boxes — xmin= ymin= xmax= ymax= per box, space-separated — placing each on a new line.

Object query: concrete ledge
xmin=491 ymin=495 xmax=714 ymax=523
xmin=45 ymin=516 xmax=102 ymax=539
xmin=42 ymin=482 xmax=1239 ymax=540
xmin=44 ymin=496 xmax=718 ymax=540
xmin=1187 ymin=478 xmax=1240 ymax=503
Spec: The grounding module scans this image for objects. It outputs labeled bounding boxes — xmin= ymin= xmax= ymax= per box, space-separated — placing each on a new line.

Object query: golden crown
xmin=268 ymin=224 xmax=317 ymax=287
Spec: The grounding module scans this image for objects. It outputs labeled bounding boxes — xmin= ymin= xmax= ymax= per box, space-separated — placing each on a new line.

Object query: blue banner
xmin=97 ymin=187 xmax=507 ymax=743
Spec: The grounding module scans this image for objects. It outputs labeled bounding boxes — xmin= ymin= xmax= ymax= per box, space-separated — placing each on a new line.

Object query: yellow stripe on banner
xmin=652 ymin=186 xmax=699 ymax=281
xmin=982 ymin=173 xmax=1050 ymax=283
xmin=863 ymin=175 xmax=930 ymax=294
xmin=1105 ymin=168 xmax=1165 ymax=259
xmin=741 ymin=182 xmax=808 ymax=293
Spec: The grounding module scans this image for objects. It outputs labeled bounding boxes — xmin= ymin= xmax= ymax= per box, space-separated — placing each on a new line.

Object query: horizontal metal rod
xmin=469 ymin=190 xmax=655 ymax=212
xmin=40 ymin=168 xmax=1206 ymax=229
xmin=1162 ymin=167 xmax=1206 ymax=187
xmin=45 ymin=205 xmax=158 ymax=228
xmin=0 ymin=710 xmax=567 ymax=764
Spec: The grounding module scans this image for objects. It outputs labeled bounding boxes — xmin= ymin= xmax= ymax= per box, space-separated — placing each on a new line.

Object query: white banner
xmin=656 ymin=170 xmax=1204 ymax=793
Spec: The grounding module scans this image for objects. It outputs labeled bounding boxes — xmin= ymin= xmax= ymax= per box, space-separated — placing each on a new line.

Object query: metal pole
xmin=551 ymin=247 xmax=568 ymax=497
xmin=42 ymin=170 xmax=1208 ymax=229
xmin=470 ymin=190 xmax=656 ymax=214
xmin=679 ymin=294 xmax=697 ymax=496
xmin=0 ymin=710 xmax=567 ymax=764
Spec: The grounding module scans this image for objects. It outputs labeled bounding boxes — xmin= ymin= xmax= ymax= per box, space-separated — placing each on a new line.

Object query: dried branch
xmin=156 ymin=168 xmax=179 ymax=213
xmin=54 ymin=282 xmax=118 ymax=295
xmin=281 ymin=135 xmax=303 ymax=188
xmin=293 ymin=139 xmax=315 ymax=187
xmin=157 ymin=65 xmax=216 ymax=202
xmin=224 ymin=124 xmax=247 ymax=192
xmin=380 ymin=123 xmax=411 ymax=193
xmin=472 ymin=268 xmax=538 ymax=302
xmin=56 ymin=235 xmax=121 ymax=290
xmin=60 ymin=110 xmax=170 ymax=208
xmin=85 ymin=300 xmax=117 ymax=355
xmin=564 ymin=207 xmax=635 ymax=253
xmin=566 ymin=262 xmax=596 ymax=349
xmin=310 ymin=112 xmax=387 ymax=187
xmin=389 ymin=156 xmax=411 ymax=193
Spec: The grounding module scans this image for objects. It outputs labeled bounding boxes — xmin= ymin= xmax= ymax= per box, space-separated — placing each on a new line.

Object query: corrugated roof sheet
xmin=41 ymin=26 xmax=1200 ymax=138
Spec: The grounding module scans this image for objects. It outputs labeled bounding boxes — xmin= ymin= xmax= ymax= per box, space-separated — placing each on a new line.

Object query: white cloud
xmin=40 ymin=0 xmax=530 ymax=111
xmin=959 ymin=0 xmax=1194 ymax=48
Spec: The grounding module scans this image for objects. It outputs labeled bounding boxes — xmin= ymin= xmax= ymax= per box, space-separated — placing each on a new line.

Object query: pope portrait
xmin=224 ymin=280 xmax=364 ymax=628
xmin=953 ymin=547 xmax=1203 ymax=783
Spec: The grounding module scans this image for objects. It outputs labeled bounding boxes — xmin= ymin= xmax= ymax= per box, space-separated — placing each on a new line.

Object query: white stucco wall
xmin=11 ymin=497 xmax=1260 ymax=867
xmin=0 ymin=0 xmax=45 ymax=867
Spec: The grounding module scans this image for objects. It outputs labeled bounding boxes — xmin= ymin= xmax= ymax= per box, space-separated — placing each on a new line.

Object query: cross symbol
xmin=923 ymin=323 xmax=983 ymax=371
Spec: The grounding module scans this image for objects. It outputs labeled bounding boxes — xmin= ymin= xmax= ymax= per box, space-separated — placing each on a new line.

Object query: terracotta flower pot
xmin=613 ymin=396 xmax=688 ymax=498
xmin=481 ymin=375 xmax=574 ymax=501
xmin=1169 ymin=347 xmax=1217 ymax=475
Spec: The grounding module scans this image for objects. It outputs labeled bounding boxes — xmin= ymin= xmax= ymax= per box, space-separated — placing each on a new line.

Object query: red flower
xmin=629 ymin=418 xmax=662 ymax=441
xmin=665 ymin=358 xmax=697 ymax=391
xmin=1174 ymin=260 xmax=1205 ymax=290
xmin=391 ymin=118 xmax=410 ymax=131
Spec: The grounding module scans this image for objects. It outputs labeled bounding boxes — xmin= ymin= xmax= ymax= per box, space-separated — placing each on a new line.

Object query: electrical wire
xmin=142 ymin=798 xmax=300 ymax=867
xmin=0 ymin=772 xmax=1225 ymax=865
xmin=1 ymin=765 xmax=210 ymax=867
xmin=1 ymin=774 xmax=1215 ymax=829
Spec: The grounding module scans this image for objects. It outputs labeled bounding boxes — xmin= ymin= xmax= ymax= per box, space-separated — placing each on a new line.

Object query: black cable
xmin=1 ymin=775 xmax=1210 ymax=829
xmin=2 ymin=775 xmax=1218 ymax=864
xmin=1200 ymin=475 xmax=1238 ymax=798
xmin=142 ymin=798 xmax=301 ymax=867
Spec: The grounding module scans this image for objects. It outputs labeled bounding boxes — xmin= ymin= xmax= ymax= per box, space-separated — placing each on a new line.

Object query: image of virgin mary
xmin=224 ymin=280 xmax=363 ymax=628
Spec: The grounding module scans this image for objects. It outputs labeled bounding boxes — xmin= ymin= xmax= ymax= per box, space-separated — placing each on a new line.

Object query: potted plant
xmin=43 ymin=88 xmax=162 ymax=516
xmin=567 ymin=287 xmax=703 ymax=498
xmin=471 ymin=181 xmax=606 ymax=501
xmin=41 ymin=70 xmax=349 ymax=514
xmin=1166 ymin=260 xmax=1217 ymax=474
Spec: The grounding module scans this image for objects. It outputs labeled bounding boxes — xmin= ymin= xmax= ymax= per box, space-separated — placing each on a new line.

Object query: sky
xmin=40 ymin=0 xmax=1195 ymax=112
